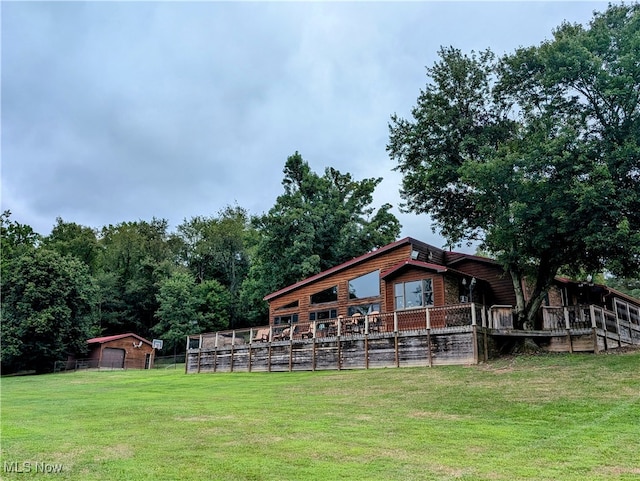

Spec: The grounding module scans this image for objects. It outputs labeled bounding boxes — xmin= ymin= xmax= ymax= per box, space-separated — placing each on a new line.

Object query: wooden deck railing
xmin=188 ymin=304 xmax=480 ymax=350
xmin=187 ymin=302 xmax=640 ymax=351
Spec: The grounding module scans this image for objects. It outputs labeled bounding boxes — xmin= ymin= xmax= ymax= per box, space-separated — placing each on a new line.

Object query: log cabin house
xmin=185 ymin=237 xmax=640 ymax=373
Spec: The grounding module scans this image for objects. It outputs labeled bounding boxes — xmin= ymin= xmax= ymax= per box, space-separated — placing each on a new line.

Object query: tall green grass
xmin=2 ymin=352 xmax=639 ymax=480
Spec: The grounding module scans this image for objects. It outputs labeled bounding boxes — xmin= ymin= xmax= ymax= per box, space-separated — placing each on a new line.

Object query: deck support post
xmin=196 ymin=334 xmax=203 ymax=373
xmin=564 ymin=307 xmax=573 ymax=354
xmin=312 ymin=338 xmax=317 ymax=371
xmin=394 ymin=312 xmax=399 ymax=368
xmin=590 ymin=305 xmax=599 ymax=354
xmin=288 ymin=338 xmax=293 ymax=372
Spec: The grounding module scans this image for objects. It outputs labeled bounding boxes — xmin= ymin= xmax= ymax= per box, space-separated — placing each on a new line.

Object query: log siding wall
xmin=269 ymin=245 xmax=412 ymax=324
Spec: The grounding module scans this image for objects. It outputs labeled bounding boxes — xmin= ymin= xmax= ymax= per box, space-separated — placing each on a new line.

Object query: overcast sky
xmin=2 ymin=1 xmax=612 ymax=251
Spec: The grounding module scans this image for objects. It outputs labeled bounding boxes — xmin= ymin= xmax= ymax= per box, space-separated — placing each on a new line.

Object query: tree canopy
xmin=252 ymin=152 xmax=401 ymax=294
xmin=388 ymin=4 xmax=640 ymax=328
xmin=1 ymin=249 xmax=99 ymax=373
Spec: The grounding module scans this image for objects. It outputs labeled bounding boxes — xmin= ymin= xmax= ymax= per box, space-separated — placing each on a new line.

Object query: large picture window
xmin=311 ymin=285 xmax=338 ymax=304
xmin=349 ymin=270 xmax=380 ymax=299
xmin=394 ymin=279 xmax=434 ymax=310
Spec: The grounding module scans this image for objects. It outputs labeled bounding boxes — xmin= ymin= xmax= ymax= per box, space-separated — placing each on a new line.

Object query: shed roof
xmin=87 ymin=333 xmax=152 ymax=345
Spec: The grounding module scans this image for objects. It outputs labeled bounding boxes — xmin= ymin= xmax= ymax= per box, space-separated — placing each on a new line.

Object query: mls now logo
xmin=4 ymin=461 xmax=64 ymax=473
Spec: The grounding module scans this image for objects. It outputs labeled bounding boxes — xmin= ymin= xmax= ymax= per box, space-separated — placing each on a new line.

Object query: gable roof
xmin=87 ymin=333 xmax=152 ymax=345
xmin=380 ymin=259 xmax=489 ymax=284
xmin=264 ymin=237 xmax=419 ymax=301
xmin=380 ymin=259 xmax=448 ymax=279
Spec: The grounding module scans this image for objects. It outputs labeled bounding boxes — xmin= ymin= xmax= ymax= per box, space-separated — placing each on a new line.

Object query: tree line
xmin=1 ymin=153 xmax=401 ymax=373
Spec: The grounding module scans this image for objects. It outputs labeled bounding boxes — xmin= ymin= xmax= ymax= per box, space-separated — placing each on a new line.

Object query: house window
xmin=394 ymin=279 xmax=434 ymax=310
xmin=276 ymin=300 xmax=299 ymax=311
xmin=349 ymin=270 xmax=380 ymax=299
xmin=309 ymin=309 xmax=337 ymax=321
xmin=311 ymin=285 xmax=338 ymax=304
xmin=274 ymin=314 xmax=298 ymax=325
xmin=348 ymin=303 xmax=381 ymax=316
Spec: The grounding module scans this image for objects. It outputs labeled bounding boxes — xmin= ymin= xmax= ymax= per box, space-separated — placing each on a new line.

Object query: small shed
xmin=87 ymin=333 xmax=155 ymax=369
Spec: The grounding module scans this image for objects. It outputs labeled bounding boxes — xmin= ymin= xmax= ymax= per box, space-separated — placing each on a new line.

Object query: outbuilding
xmin=86 ymin=333 xmax=155 ymax=369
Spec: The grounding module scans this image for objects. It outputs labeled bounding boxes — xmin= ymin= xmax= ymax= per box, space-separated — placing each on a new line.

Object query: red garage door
xmin=101 ymin=348 xmax=125 ymax=368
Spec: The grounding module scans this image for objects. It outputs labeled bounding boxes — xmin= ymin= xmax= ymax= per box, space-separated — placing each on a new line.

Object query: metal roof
xmin=87 ymin=333 xmax=152 ymax=345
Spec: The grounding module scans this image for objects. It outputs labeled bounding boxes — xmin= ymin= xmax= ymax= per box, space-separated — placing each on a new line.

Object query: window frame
xmin=348 ymin=270 xmax=381 ymax=300
xmin=394 ymin=278 xmax=434 ymax=310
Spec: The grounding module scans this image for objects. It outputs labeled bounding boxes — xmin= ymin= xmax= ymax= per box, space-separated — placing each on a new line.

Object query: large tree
xmin=153 ymin=272 xmax=232 ymax=353
xmin=96 ymin=219 xmax=176 ymax=337
xmin=253 ymin=152 xmax=401 ymax=295
xmin=174 ymin=205 xmax=252 ymax=328
xmin=388 ymin=4 xmax=640 ymax=329
xmin=42 ymin=217 xmax=100 ymax=274
xmin=1 ymin=249 xmax=99 ymax=373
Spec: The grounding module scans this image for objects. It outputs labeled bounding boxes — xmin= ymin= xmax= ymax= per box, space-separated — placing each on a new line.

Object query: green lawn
xmin=2 ymin=352 xmax=639 ymax=481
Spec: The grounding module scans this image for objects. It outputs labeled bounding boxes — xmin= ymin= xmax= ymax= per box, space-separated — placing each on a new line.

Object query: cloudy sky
xmin=2 ymin=1 xmax=611 ymax=251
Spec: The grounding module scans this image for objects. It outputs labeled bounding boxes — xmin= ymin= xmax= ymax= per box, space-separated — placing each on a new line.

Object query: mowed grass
xmin=1 ymin=352 xmax=640 ymax=481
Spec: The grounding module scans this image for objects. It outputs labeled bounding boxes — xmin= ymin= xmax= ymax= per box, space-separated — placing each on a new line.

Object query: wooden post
xmin=425 ymin=307 xmax=432 ymax=367
xmin=312 ymin=338 xmax=317 ymax=371
xmin=590 ymin=305 xmax=599 ymax=354
xmin=365 ymin=335 xmax=369 ymax=369
xmin=394 ymin=312 xmax=399 ymax=368
xmin=471 ymin=303 xmax=479 ymax=364
xmin=564 ymin=307 xmax=573 ymax=353
xmin=614 ymin=301 xmax=623 ymax=348
xmin=337 ymin=317 xmax=342 ymax=370
xmin=288 ymin=326 xmax=294 ymax=372
xmin=197 ymin=335 xmax=203 ymax=374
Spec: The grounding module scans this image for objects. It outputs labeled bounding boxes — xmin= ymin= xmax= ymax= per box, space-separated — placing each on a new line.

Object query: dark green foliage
xmin=152 ymin=272 xmax=231 ymax=354
xmin=252 ymin=152 xmax=401 ymax=293
xmin=388 ymin=5 xmax=640 ymax=328
xmin=1 ymin=249 xmax=99 ymax=373
xmin=173 ymin=205 xmax=252 ymax=328
xmin=1 ymin=210 xmax=40 ymax=269
xmin=96 ymin=219 xmax=175 ymax=337
xmin=42 ymin=217 xmax=100 ymax=274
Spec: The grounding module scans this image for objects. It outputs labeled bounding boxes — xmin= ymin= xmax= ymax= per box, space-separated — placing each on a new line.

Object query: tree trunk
xmin=509 ymin=259 xmax=558 ymax=330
